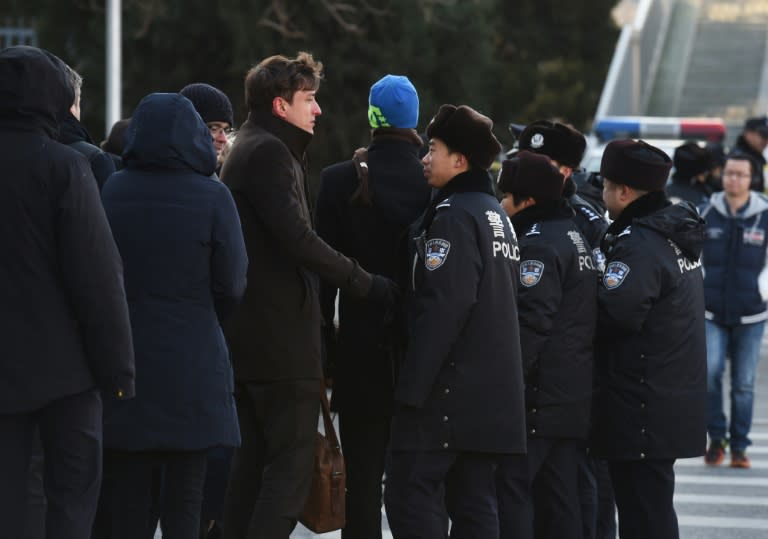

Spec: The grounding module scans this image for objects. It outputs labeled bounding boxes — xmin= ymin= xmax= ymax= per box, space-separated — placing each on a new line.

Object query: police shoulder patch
xmin=520 ymin=259 xmax=545 ymax=287
xmin=425 ymin=238 xmax=451 ymax=271
xmin=603 ymin=261 xmax=630 ymax=289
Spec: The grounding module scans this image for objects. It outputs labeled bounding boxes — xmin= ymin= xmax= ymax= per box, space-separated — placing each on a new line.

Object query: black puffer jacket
xmin=511 ymin=200 xmax=597 ymax=440
xmin=59 ymin=113 xmax=116 ymax=189
xmin=593 ymin=191 xmax=707 ymax=460
xmin=0 ymin=46 xmax=134 ymax=413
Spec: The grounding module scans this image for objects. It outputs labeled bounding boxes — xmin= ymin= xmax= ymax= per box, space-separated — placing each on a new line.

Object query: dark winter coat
xmin=565 ymin=176 xmax=608 ymax=272
xmin=316 ymin=129 xmax=431 ymax=416
xmin=391 ymin=169 xmax=526 ymax=454
xmin=221 ymin=109 xmax=374 ymax=382
xmin=593 ymin=192 xmax=707 ymax=460
xmin=0 ymin=46 xmax=134 ymax=414
xmin=511 ymin=201 xmax=597 ymax=440
xmin=101 ymin=93 xmax=247 ymax=450
xmin=666 ymin=175 xmax=713 ymax=206
xmin=700 ymin=191 xmax=768 ymax=326
xmin=59 ymin=113 xmax=116 ymax=189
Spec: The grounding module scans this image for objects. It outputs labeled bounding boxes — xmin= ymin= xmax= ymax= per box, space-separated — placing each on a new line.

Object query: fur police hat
xmin=426 ymin=104 xmax=501 ymax=170
xmin=368 ymin=75 xmax=419 ymax=129
xmin=673 ymin=142 xmax=712 ymax=180
xmin=600 ymin=139 xmax=672 ymax=191
xmin=518 ymin=120 xmax=586 ymax=168
xmin=497 ymin=150 xmax=564 ymax=200
xmin=179 ymin=83 xmax=234 ymax=127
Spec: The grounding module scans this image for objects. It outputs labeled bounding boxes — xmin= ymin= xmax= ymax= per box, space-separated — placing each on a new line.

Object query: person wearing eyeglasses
xmin=180 ymin=83 xmax=235 ymax=174
xmin=700 ymin=154 xmax=768 ymax=469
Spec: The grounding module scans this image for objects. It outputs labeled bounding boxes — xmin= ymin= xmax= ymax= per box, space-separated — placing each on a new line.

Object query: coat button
xmin=531 ymin=408 xmax=537 ymax=413
xmin=530 ymin=428 xmax=536 ymax=434
xmin=444 ymin=388 xmax=450 ymax=394
xmin=641 ymin=428 xmax=646 ymax=434
xmin=640 ymin=354 xmax=645 ymax=359
xmin=640 ymin=452 xmax=646 ymax=459
xmin=449 ymin=361 xmax=456 ymax=367
xmin=443 ymin=442 xmax=449 ymax=449
xmin=443 ymin=416 xmax=449 ymax=422
xmin=639 ymin=377 xmax=645 ymax=384
xmin=640 ymin=402 xmax=646 ymax=409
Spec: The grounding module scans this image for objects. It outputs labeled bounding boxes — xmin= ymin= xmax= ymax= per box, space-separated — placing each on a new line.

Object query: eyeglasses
xmin=723 ymin=170 xmax=751 ymax=179
xmin=208 ymin=124 xmax=234 ymax=136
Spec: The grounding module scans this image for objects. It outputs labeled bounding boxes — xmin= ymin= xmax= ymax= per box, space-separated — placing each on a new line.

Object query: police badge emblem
xmin=603 ymin=261 xmax=630 ymax=289
xmin=520 ymin=260 xmax=544 ymax=287
xmin=425 ymin=238 xmax=451 ymax=270
xmin=530 ymin=133 xmax=545 ymax=149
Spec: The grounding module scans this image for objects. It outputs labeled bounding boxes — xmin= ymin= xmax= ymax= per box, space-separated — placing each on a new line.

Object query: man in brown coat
xmin=219 ymin=52 xmax=395 ymax=539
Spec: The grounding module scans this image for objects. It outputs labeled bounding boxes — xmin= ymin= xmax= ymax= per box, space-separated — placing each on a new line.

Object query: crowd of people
xmin=1 ymin=43 xmax=767 ymax=539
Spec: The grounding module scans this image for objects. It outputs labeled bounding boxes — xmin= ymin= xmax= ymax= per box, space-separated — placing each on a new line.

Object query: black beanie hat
xmin=673 ymin=142 xmax=712 ymax=180
xmin=518 ymin=120 xmax=586 ymax=168
xmin=600 ymin=139 xmax=672 ymax=191
xmin=179 ymin=83 xmax=234 ymax=127
xmin=426 ymin=104 xmax=502 ymax=170
xmin=497 ymin=150 xmax=565 ymax=201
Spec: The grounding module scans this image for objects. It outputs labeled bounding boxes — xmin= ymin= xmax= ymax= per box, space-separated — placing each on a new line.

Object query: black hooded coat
xmin=0 ymin=46 xmax=135 ymax=413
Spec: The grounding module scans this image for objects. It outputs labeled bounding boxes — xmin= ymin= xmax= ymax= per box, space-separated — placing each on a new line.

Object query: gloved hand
xmin=367 ymin=274 xmax=401 ymax=307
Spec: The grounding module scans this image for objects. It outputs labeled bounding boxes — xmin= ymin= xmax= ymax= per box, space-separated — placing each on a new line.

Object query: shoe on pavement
xmin=704 ymin=439 xmax=726 ymax=466
xmin=730 ymin=450 xmax=751 ymax=469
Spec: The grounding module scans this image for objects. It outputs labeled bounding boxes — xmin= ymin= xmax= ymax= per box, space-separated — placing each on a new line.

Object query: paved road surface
xmin=157 ymin=334 xmax=768 ymax=538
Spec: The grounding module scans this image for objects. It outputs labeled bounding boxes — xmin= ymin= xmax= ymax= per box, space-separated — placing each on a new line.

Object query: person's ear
xmin=272 ymin=97 xmax=287 ymax=118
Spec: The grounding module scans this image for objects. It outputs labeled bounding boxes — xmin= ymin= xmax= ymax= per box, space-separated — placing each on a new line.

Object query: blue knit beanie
xmin=368 ymin=75 xmax=419 ymax=129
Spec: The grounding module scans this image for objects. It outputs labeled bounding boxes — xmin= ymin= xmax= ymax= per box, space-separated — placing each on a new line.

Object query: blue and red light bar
xmin=594 ymin=116 xmax=726 ymax=142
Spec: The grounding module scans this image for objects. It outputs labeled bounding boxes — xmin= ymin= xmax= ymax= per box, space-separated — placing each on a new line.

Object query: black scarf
xmin=246 ymin=108 xmax=313 ymax=160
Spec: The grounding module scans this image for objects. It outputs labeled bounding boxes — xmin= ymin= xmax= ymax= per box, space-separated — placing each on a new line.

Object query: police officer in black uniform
xmin=594 ymin=140 xmax=707 ymax=539
xmin=495 ymin=151 xmax=598 ymax=539
xmin=516 ymin=120 xmax=614 ymax=539
xmin=518 ymin=120 xmax=608 ymax=269
xmin=384 ymin=105 xmax=526 ymax=539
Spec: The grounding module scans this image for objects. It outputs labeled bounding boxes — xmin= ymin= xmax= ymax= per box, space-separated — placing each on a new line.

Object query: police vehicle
xmin=581 ymin=116 xmax=726 ymax=173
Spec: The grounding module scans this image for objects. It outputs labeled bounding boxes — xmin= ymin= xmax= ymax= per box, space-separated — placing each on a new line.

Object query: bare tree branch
xmin=258 ymin=1 xmax=306 ymax=39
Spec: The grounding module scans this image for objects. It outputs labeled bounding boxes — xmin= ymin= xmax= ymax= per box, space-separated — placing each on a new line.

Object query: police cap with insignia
xmin=426 ymin=104 xmax=502 ymax=170
xmin=518 ymin=120 xmax=587 ymax=168
xmin=497 ymin=150 xmax=565 ymax=201
xmin=673 ymin=141 xmax=712 ymax=180
xmin=600 ymin=139 xmax=672 ymax=191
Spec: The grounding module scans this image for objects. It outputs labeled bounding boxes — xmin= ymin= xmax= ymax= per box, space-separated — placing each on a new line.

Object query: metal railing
xmin=595 ymin=0 xmax=675 ymax=120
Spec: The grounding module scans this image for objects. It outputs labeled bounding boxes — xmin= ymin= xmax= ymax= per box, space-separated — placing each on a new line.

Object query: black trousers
xmin=578 ymin=453 xmax=617 ymax=539
xmin=0 ymin=389 xmax=102 ymax=539
xmin=338 ymin=412 xmax=390 ymax=539
xmin=103 ymin=449 xmax=207 ymax=539
xmin=609 ymin=459 xmax=678 ymax=539
xmin=222 ymin=380 xmax=319 ymax=539
xmin=385 ymin=450 xmax=499 ymax=539
xmin=498 ymin=438 xmax=582 ymax=539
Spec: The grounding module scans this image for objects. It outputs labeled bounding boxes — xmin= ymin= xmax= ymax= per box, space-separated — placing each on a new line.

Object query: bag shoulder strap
xmin=349 ymin=147 xmax=371 ymax=207
xmin=320 ymin=380 xmax=341 ymax=449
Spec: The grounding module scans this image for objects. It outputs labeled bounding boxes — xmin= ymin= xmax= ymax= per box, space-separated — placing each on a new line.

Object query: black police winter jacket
xmin=391 ymin=169 xmax=526 ymax=454
xmin=511 ymin=201 xmax=597 ymax=440
xmin=593 ymin=191 xmax=707 ymax=460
